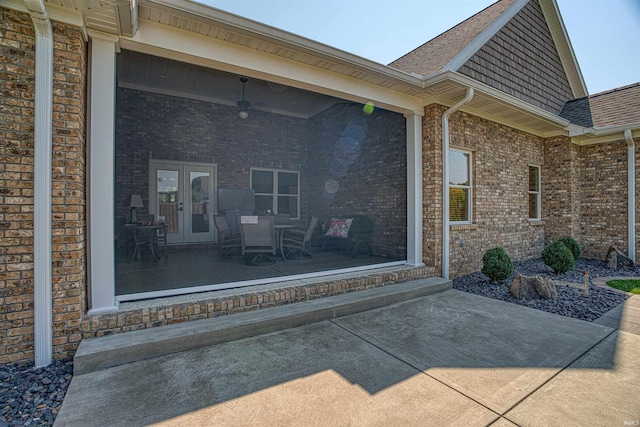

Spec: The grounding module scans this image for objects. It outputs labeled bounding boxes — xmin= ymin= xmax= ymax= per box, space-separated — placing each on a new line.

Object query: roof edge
xmin=441 ymin=0 xmax=530 ymax=72
xmin=144 ymin=0 xmax=425 ymax=86
xmin=539 ymin=0 xmax=588 ymax=97
xmin=427 ymin=71 xmax=572 ymax=128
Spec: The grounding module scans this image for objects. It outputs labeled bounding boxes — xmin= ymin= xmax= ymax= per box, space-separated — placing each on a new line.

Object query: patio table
xmin=274 ymin=223 xmax=297 ymax=260
xmin=125 ymin=223 xmax=167 ymax=262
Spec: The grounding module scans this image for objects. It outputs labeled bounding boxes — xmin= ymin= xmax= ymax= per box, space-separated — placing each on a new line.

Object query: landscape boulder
xmin=509 ymin=273 xmax=558 ymax=300
xmin=605 ymin=246 xmax=636 ymax=271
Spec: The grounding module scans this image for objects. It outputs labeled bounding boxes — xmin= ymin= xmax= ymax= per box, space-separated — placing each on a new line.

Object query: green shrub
xmin=558 ymin=237 xmax=581 ymax=260
xmin=481 ymin=247 xmax=514 ymax=282
xmin=541 ymin=240 xmax=575 ymax=274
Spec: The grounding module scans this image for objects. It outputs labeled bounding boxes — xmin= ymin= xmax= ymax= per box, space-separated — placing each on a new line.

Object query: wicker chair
xmin=240 ymin=216 xmax=277 ymax=265
xmin=282 ymin=216 xmax=318 ymax=259
xmin=213 ymin=215 xmax=242 ymax=258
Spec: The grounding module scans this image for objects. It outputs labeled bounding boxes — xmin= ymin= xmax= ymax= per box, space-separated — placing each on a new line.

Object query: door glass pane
xmin=278 ymin=172 xmax=298 ymax=195
xmin=255 ymin=195 xmax=273 ymax=214
xmin=277 ymin=196 xmax=298 ymax=218
xmin=252 ymin=170 xmax=274 ymax=194
xmin=190 ymin=172 xmax=210 ymax=234
xmin=158 ymin=170 xmax=179 ymax=234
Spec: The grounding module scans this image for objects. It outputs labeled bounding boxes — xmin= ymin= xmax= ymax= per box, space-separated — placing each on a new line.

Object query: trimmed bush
xmin=541 ymin=240 xmax=575 ymax=274
xmin=558 ymin=236 xmax=581 ymax=260
xmin=481 ymin=247 xmax=514 ymax=282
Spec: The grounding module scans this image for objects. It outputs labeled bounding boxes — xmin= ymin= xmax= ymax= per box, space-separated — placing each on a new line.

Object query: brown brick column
xmin=0 ymin=7 xmax=87 ymax=364
xmin=422 ymin=104 xmax=446 ymax=275
xmin=542 ymin=136 xmax=581 ymax=244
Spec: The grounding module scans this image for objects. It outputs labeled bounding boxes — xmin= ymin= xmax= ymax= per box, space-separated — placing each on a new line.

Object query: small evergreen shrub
xmin=558 ymin=236 xmax=581 ymax=260
xmin=541 ymin=240 xmax=575 ymax=274
xmin=481 ymin=247 xmax=514 ymax=282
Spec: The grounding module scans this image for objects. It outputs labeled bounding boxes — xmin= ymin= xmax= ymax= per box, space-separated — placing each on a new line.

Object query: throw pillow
xmin=325 ymin=217 xmax=353 ymax=239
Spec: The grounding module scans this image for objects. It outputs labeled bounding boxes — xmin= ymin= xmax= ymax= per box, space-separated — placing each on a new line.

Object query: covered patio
xmin=112 ymin=49 xmax=414 ymax=301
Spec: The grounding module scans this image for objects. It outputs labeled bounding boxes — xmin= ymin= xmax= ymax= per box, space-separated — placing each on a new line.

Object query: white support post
xmin=405 ymin=110 xmax=425 ymax=267
xmin=88 ymin=32 xmax=119 ymax=313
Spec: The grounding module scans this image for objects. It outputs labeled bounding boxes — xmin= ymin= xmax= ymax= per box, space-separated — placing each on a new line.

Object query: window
xmin=449 ymin=149 xmax=472 ymax=223
xmin=251 ymin=168 xmax=300 ymax=219
xmin=528 ymin=165 xmax=541 ymax=220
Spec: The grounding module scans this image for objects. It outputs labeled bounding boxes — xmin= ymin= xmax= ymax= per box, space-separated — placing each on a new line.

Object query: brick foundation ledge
xmin=80 ymin=265 xmax=435 ymax=340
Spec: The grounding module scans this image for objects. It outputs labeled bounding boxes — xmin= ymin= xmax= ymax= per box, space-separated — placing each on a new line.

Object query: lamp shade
xmin=129 ymin=194 xmax=144 ymax=209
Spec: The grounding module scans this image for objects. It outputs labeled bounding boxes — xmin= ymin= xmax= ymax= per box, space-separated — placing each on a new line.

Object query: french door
xmin=149 ymin=160 xmax=216 ymax=244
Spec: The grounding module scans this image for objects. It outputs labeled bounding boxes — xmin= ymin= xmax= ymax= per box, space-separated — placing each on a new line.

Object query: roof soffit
xmin=31 ymin=0 xmax=584 ymax=136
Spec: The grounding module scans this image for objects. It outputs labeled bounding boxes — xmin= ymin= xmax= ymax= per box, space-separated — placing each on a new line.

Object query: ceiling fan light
xmin=239 ymin=110 xmax=249 ymax=119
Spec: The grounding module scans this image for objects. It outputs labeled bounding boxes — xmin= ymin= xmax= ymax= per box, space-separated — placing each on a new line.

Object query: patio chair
xmin=214 ymin=215 xmax=242 ymax=258
xmin=240 ymin=215 xmax=277 ymax=266
xmin=282 ymin=216 xmax=318 ymax=259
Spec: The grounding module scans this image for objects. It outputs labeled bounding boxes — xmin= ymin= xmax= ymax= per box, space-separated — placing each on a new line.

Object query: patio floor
xmin=115 ymin=245 xmax=399 ymax=297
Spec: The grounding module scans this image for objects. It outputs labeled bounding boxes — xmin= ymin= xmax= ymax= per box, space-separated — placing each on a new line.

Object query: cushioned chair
xmin=214 ymin=215 xmax=242 ymax=258
xmin=240 ymin=216 xmax=277 ymax=266
xmin=282 ymin=216 xmax=318 ymax=259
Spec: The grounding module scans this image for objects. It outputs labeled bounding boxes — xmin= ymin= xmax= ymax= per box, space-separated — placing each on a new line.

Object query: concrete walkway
xmin=55 ymin=284 xmax=640 ymax=426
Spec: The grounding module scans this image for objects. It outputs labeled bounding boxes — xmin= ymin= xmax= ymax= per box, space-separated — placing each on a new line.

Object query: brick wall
xmin=115 ymin=87 xmax=308 ymax=220
xmin=0 ymin=8 xmax=87 ymax=363
xmin=306 ymin=103 xmax=407 ymax=259
xmin=580 ymin=140 xmax=629 ymax=259
xmin=81 ymin=266 xmax=433 ymax=339
xmin=542 ymin=136 xmax=582 ymax=244
xmin=423 ymin=104 xmax=546 ymax=278
xmin=116 ymin=89 xmax=408 ymax=259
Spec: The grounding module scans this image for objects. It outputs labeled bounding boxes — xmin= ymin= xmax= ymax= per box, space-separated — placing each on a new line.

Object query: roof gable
xmin=389 ymin=0 xmax=587 ymax=110
xmin=388 ymin=0 xmax=518 ymax=76
xmin=458 ymin=0 xmax=574 ymax=114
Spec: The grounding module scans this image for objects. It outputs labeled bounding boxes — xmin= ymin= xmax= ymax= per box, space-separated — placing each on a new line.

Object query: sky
xmin=197 ymin=0 xmax=640 ymax=96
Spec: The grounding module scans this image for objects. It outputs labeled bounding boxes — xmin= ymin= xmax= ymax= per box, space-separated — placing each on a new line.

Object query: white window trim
xmin=250 ymin=167 xmax=300 ymax=219
xmin=449 ymin=148 xmax=473 ymax=225
xmin=529 ymin=164 xmax=541 ymax=221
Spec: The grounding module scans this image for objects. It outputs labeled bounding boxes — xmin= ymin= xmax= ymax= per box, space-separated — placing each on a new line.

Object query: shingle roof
xmin=560 ymin=83 xmax=640 ymax=128
xmin=388 ymin=0 xmax=518 ymax=76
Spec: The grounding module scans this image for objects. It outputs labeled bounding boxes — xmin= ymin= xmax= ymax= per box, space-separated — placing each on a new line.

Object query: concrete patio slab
xmin=333 ymin=290 xmax=614 ymax=415
xmin=56 ymin=289 xmax=634 ymax=426
xmin=505 ymin=330 xmax=640 ymax=426
xmin=56 ymin=321 xmax=498 ymax=427
xmin=594 ymin=294 xmax=640 ymax=335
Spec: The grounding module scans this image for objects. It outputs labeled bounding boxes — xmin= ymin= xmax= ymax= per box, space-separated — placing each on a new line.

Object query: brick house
xmin=1 ymin=0 xmax=638 ymax=366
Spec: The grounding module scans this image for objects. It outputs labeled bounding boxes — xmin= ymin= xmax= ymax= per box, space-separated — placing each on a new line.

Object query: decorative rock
xmin=605 ymin=246 xmax=635 ymax=270
xmin=509 ymin=273 xmax=558 ymax=300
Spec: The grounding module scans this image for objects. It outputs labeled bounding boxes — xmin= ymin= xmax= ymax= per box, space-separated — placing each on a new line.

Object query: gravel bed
xmin=1 ymin=258 xmax=638 ymax=426
xmin=0 ymin=358 xmax=72 ymax=426
xmin=453 ymin=258 xmax=639 ymax=321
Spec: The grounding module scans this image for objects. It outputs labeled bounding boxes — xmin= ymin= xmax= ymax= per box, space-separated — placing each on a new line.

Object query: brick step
xmin=74 ymin=277 xmax=451 ymax=375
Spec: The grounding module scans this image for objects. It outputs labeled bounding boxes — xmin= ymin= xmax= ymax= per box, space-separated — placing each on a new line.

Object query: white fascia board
xmin=571 ymin=124 xmax=640 ymax=145
xmin=3 ymin=0 xmax=84 ymax=28
xmin=539 ymin=0 xmax=588 ymax=98
xmin=120 ymin=20 xmax=424 ymax=114
xmin=142 ymin=0 xmax=423 ymax=87
xmin=426 ymin=71 xmax=571 ymax=129
xmin=440 ymin=0 xmax=530 ymax=72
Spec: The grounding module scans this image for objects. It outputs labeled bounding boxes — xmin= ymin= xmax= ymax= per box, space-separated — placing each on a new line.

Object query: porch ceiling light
xmin=237 ymin=77 xmax=250 ymax=119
